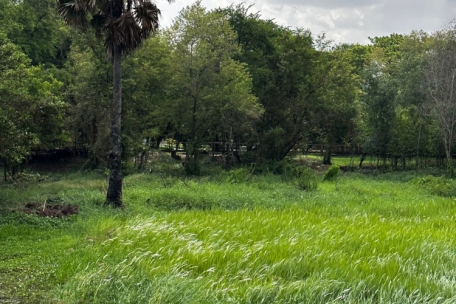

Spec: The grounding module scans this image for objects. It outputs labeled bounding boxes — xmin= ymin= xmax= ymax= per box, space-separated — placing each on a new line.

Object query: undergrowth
xmin=410 ymin=175 xmax=456 ymax=197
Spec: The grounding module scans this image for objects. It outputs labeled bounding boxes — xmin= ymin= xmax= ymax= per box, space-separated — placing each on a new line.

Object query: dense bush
xmin=184 ymin=159 xmax=201 ymax=176
xmin=295 ymin=167 xmax=318 ymax=191
xmin=323 ymin=165 xmax=340 ymax=181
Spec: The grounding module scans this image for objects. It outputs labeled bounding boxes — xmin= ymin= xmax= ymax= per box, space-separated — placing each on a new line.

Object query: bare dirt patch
xmin=23 ymin=202 xmax=78 ymax=218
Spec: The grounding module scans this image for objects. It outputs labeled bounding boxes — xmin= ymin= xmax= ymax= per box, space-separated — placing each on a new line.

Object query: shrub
xmin=240 ymin=151 xmax=257 ymax=165
xmin=184 ymin=159 xmax=200 ymax=176
xmin=323 ymin=165 xmax=340 ymax=181
xmin=225 ymin=167 xmax=251 ymax=184
xmin=122 ymin=160 xmax=136 ymax=176
xmin=295 ymin=167 xmax=318 ymax=191
xmin=254 ymin=158 xmax=299 ymax=176
xmin=410 ymin=175 xmax=456 ymax=197
xmin=447 ymin=161 xmax=456 ymax=178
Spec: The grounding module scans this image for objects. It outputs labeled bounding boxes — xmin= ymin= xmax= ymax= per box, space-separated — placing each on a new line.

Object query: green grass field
xmin=296 ymin=154 xmax=358 ymax=166
xmin=1 ymin=168 xmax=456 ymax=303
xmin=296 ymin=154 xmax=441 ymax=170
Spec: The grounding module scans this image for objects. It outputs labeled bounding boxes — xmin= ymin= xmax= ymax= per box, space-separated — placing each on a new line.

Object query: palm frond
xmin=103 ymin=0 xmax=161 ymax=60
xmin=57 ymin=0 xmax=90 ymax=29
xmin=127 ymin=0 xmax=133 ymax=12
xmin=103 ymin=0 xmax=124 ymax=19
xmin=104 ymin=12 xmax=140 ymax=59
xmin=59 ymin=0 xmax=169 ymax=61
xmin=134 ymin=0 xmax=160 ymax=39
xmin=87 ymin=0 xmax=103 ymax=15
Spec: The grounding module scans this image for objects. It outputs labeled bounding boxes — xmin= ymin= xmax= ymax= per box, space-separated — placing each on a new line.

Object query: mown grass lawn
xmin=1 ymin=169 xmax=456 ymax=303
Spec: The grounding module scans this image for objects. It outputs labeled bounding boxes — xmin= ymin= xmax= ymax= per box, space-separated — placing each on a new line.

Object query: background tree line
xmin=2 ymin=0 xmax=456 ymax=181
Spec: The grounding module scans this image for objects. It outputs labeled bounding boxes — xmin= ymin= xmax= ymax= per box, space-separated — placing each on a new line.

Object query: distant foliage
xmin=323 ymin=165 xmax=340 ymax=181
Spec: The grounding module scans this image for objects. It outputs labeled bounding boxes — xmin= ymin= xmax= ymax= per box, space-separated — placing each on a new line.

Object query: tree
xmin=256 ymin=28 xmax=318 ymax=162
xmin=0 ymin=34 xmax=65 ymax=181
xmin=360 ymin=35 xmax=405 ymax=166
xmin=166 ymin=2 xmax=261 ymax=173
xmin=361 ymin=60 xmax=397 ymax=163
xmin=0 ymin=0 xmax=20 ymax=36
xmin=64 ymin=33 xmax=112 ymax=165
xmin=368 ymin=34 xmax=404 ymax=64
xmin=122 ymin=35 xmax=173 ymax=168
xmin=57 ymin=0 xmax=172 ymax=206
xmin=0 ymin=0 xmax=73 ymax=67
xmin=393 ymin=32 xmax=433 ymax=169
xmin=423 ymin=27 xmax=456 ymax=166
xmin=226 ymin=6 xmax=338 ymax=162
xmin=311 ymin=47 xmax=360 ymax=165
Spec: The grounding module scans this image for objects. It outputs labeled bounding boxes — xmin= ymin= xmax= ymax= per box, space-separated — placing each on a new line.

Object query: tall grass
xmin=2 ymin=170 xmax=456 ymax=303
xmin=57 ymin=206 xmax=456 ymax=303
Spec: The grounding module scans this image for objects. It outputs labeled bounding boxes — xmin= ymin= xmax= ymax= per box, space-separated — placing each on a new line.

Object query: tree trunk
xmin=226 ymin=126 xmax=234 ymax=167
xmin=106 ymin=46 xmax=123 ymax=207
xmin=416 ymin=124 xmax=421 ymax=169
xmin=140 ymin=137 xmax=151 ymax=169
xmin=3 ymin=160 xmax=7 ymax=183
xmin=392 ymin=157 xmax=398 ymax=170
xmin=184 ymin=95 xmax=200 ymax=174
xmin=323 ymin=146 xmax=332 ymax=165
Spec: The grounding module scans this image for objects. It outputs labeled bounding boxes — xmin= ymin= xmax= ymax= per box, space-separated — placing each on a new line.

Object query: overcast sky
xmin=159 ymin=0 xmax=456 ymax=44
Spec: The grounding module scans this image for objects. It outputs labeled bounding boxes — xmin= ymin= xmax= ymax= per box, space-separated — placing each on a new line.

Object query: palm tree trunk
xmin=107 ymin=45 xmax=123 ymax=207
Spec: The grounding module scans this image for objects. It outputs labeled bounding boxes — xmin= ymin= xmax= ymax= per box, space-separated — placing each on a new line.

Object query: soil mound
xmin=23 ymin=202 xmax=79 ymax=218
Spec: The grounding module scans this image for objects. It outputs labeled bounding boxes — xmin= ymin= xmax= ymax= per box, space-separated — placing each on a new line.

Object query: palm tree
xmin=57 ymin=0 xmax=172 ymax=207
